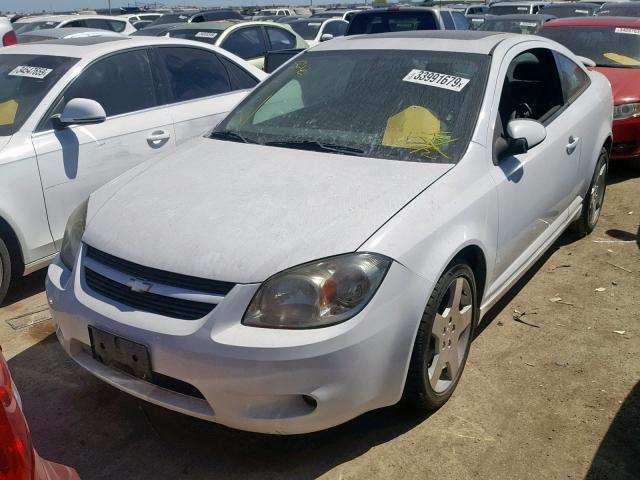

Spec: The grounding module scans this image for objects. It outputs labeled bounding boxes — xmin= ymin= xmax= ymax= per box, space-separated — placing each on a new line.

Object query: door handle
xmin=566 ymin=136 xmax=580 ymax=154
xmin=147 ymin=130 xmax=171 ymax=147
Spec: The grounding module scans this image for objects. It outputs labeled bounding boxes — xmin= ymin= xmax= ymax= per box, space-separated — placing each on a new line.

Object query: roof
xmin=0 ymin=36 xmax=216 ymax=59
xmin=16 ymin=27 xmax=123 ymax=38
xmin=15 ymin=14 xmax=128 ymax=23
xmin=542 ymin=1 xmax=600 ymax=7
xmin=490 ymin=1 xmax=549 ymax=6
xmin=314 ymin=30 xmax=515 ymax=55
xmin=170 ymin=20 xmax=286 ymax=31
xmin=483 ymin=13 xmax=556 ymax=20
xmin=544 ymin=16 xmax=640 ymax=27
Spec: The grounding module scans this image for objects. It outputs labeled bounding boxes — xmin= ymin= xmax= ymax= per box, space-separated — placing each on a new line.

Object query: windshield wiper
xmin=209 ymin=130 xmax=257 ymax=144
xmin=265 ymin=140 xmax=365 ymax=156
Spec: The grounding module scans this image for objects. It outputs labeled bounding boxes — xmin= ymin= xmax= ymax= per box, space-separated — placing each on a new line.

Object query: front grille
xmin=85 ymin=268 xmax=215 ymax=320
xmin=86 ymin=246 xmax=235 ymax=296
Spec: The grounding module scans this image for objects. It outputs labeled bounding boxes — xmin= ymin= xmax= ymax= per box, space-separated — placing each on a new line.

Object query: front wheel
xmin=572 ymin=147 xmax=608 ymax=236
xmin=402 ymin=263 xmax=478 ymax=411
xmin=0 ymin=237 xmax=11 ymax=306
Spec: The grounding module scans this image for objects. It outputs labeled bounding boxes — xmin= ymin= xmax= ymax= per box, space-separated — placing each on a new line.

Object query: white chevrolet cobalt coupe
xmin=47 ymin=32 xmax=613 ymax=434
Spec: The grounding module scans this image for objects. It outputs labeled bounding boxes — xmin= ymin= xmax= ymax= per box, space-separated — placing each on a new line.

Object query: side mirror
xmin=320 ymin=33 xmax=334 ymax=42
xmin=53 ymin=98 xmax=106 ymax=129
xmin=495 ymin=119 xmax=546 ymax=161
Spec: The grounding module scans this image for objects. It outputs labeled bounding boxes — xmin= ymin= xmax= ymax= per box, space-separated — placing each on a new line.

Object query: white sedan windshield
xmin=216 ymin=50 xmax=490 ymax=163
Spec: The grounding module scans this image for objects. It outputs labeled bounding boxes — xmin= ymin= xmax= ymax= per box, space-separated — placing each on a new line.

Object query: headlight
xmin=60 ymin=199 xmax=88 ymax=271
xmin=242 ymin=253 xmax=392 ymax=329
xmin=613 ymin=103 xmax=640 ymax=121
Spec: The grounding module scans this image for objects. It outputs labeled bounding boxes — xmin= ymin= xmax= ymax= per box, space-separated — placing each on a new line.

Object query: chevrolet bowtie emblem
xmin=126 ymin=278 xmax=152 ymax=293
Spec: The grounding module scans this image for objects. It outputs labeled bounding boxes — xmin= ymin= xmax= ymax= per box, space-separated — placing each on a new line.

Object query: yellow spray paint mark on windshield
xmin=382 ymin=105 xmax=442 ymax=148
xmin=603 ymin=52 xmax=640 ymax=66
xmin=294 ymin=61 xmax=308 ymax=77
xmin=0 ymin=100 xmax=18 ymax=126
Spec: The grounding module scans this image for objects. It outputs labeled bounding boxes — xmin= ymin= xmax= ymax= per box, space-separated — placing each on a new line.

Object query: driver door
xmin=489 ymin=46 xmax=582 ymax=282
xmin=31 ymin=49 xmax=174 ymax=248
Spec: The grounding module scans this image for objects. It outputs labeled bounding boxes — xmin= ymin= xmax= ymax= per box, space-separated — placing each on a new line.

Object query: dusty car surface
xmin=47 ymin=31 xmax=612 ymax=435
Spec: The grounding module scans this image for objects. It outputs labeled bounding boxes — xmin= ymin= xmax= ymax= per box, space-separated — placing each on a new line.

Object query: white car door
xmin=151 ymin=46 xmax=259 ymax=145
xmin=32 ymin=48 xmax=174 ymax=247
xmin=489 ymin=46 xmax=582 ymax=280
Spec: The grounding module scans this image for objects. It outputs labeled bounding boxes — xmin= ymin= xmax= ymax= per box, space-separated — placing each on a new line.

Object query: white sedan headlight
xmin=243 ymin=253 xmax=392 ymax=329
xmin=613 ymin=103 xmax=640 ymax=121
xmin=60 ymin=199 xmax=88 ymax=271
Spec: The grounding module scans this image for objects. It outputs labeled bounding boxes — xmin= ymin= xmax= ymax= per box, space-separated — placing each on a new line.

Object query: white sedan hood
xmin=83 ymin=138 xmax=452 ymax=283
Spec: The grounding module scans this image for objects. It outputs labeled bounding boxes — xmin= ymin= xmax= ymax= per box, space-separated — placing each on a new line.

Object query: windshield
xmin=214 ymin=50 xmax=489 ymax=164
xmin=480 ymin=18 xmax=541 ymax=33
xmin=598 ymin=6 xmax=640 ymax=16
xmin=541 ymin=5 xmax=595 ymax=16
xmin=0 ymin=54 xmax=78 ymax=136
xmin=13 ymin=21 xmax=61 ymax=33
xmin=539 ymin=26 xmax=640 ymax=68
xmin=149 ymin=13 xmax=190 ymax=25
xmin=169 ymin=28 xmax=223 ymax=43
xmin=289 ymin=21 xmax=323 ymax=40
xmin=488 ymin=5 xmax=532 ymax=15
xmin=347 ymin=12 xmax=438 ymax=35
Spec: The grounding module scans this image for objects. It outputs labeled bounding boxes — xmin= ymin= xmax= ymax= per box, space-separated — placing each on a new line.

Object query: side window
xmin=442 ymin=12 xmax=455 ymax=30
xmin=222 ymin=27 xmax=265 ymax=60
xmin=83 ymin=19 xmax=110 ymax=31
xmin=191 ymin=15 xmax=205 ymax=23
xmin=155 ymin=47 xmax=231 ymax=102
xmin=451 ymin=12 xmax=470 ymax=30
xmin=106 ymin=20 xmax=126 ymax=33
xmin=266 ymin=27 xmax=297 ymax=51
xmin=497 ymin=49 xmax=565 ymax=131
xmin=57 ymin=49 xmax=157 ymax=118
xmin=324 ymin=21 xmax=348 ymax=37
xmin=219 ymin=56 xmax=259 ymax=90
xmin=554 ymin=52 xmax=590 ymax=104
xmin=64 ymin=20 xmax=86 ymax=28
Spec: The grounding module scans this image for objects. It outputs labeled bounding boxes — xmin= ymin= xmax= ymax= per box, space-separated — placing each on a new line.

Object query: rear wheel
xmin=572 ymin=148 xmax=608 ymax=236
xmin=402 ymin=263 xmax=478 ymax=411
xmin=0 ymin=237 xmax=11 ymax=306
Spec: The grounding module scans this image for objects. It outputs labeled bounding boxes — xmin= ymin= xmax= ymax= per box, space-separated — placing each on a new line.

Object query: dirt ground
xmin=0 ymin=164 xmax=638 ymax=480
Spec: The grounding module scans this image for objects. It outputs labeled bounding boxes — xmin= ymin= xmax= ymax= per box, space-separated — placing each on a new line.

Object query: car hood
xmin=0 ymin=136 xmax=11 ymax=151
xmin=593 ymin=66 xmax=640 ymax=105
xmin=83 ymin=138 xmax=452 ymax=283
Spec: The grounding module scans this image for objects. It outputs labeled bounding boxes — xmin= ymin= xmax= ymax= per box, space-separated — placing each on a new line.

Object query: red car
xmin=539 ymin=17 xmax=640 ymax=160
xmin=1 ymin=348 xmax=79 ymax=480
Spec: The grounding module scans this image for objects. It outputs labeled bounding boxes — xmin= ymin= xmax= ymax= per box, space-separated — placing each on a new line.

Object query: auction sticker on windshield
xmin=615 ymin=27 xmax=640 ymax=36
xmin=403 ymin=69 xmax=470 ymax=92
xmin=195 ymin=31 xmax=218 ymax=38
xmin=8 ymin=66 xmax=53 ymax=79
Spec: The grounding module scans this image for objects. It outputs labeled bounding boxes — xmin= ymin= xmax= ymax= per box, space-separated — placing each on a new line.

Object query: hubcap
xmin=427 ymin=277 xmax=473 ymax=393
xmin=589 ymin=162 xmax=606 ymax=227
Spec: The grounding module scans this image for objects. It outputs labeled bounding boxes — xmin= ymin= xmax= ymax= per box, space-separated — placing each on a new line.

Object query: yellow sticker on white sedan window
xmin=8 ymin=65 xmax=52 ymax=79
xmin=615 ymin=27 xmax=640 ymax=36
xmin=403 ymin=69 xmax=470 ymax=92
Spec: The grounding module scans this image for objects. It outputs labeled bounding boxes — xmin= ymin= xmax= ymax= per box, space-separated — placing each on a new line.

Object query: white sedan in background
xmin=0 ymin=36 xmax=265 ymax=303
xmin=47 ymin=32 xmax=612 ymax=434
xmin=13 ymin=15 xmax=138 ymax=35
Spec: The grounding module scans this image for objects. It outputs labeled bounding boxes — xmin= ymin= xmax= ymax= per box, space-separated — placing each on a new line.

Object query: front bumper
xmin=611 ymin=116 xmax=640 ymax=160
xmin=46 ymin=250 xmax=429 ymax=434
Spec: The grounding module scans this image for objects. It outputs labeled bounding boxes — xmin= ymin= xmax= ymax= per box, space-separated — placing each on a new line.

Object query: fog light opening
xmin=302 ymin=395 xmax=317 ymax=409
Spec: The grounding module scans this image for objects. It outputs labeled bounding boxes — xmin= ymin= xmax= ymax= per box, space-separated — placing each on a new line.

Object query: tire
xmin=0 ymin=236 xmax=11 ymax=306
xmin=402 ymin=263 xmax=478 ymax=411
xmin=572 ymin=147 xmax=608 ymax=236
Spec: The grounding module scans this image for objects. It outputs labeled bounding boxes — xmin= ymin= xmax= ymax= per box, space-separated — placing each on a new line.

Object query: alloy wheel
xmin=589 ymin=161 xmax=607 ymax=228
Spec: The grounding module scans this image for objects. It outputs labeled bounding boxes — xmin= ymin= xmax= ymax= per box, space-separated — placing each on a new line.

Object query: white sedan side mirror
xmin=55 ymin=98 xmax=107 ymax=128
xmin=506 ymin=119 xmax=547 ymax=150
xmin=320 ymin=33 xmax=334 ymax=42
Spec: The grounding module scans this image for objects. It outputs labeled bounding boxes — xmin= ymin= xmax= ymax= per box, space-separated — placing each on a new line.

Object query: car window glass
xmin=155 ymin=47 xmax=231 ymax=102
xmin=191 ymin=15 xmax=205 ymax=23
xmin=347 ymin=12 xmax=438 ymax=35
xmin=442 ymin=12 xmax=455 ymax=30
xmin=554 ymin=52 xmax=590 ymax=103
xmin=451 ymin=12 xmax=470 ymax=30
xmin=57 ymin=49 xmax=157 ymax=119
xmin=106 ymin=20 xmax=126 ymax=32
xmin=498 ymin=48 xmax=565 ymax=130
xmin=266 ymin=27 xmax=296 ymax=51
xmin=219 ymin=56 xmax=259 ymax=90
xmin=222 ymin=27 xmax=265 ymax=59
xmin=324 ymin=21 xmax=348 ymax=37
xmin=64 ymin=20 xmax=86 ymax=28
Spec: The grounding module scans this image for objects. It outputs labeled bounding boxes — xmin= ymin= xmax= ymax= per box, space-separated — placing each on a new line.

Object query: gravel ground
xmin=1 ymin=163 xmax=638 ymax=480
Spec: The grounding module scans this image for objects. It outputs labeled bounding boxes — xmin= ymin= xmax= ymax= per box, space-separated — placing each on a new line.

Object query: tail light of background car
xmin=2 ymin=31 xmax=17 ymax=47
xmin=0 ymin=351 xmax=35 ymax=480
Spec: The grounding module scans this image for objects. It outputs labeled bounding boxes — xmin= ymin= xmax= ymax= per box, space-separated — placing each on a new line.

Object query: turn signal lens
xmin=613 ymin=103 xmax=640 ymax=121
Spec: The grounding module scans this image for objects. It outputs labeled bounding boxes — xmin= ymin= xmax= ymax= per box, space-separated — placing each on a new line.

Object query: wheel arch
xmin=446 ymin=244 xmax=488 ymax=306
xmin=0 ymin=215 xmax=25 ymax=278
